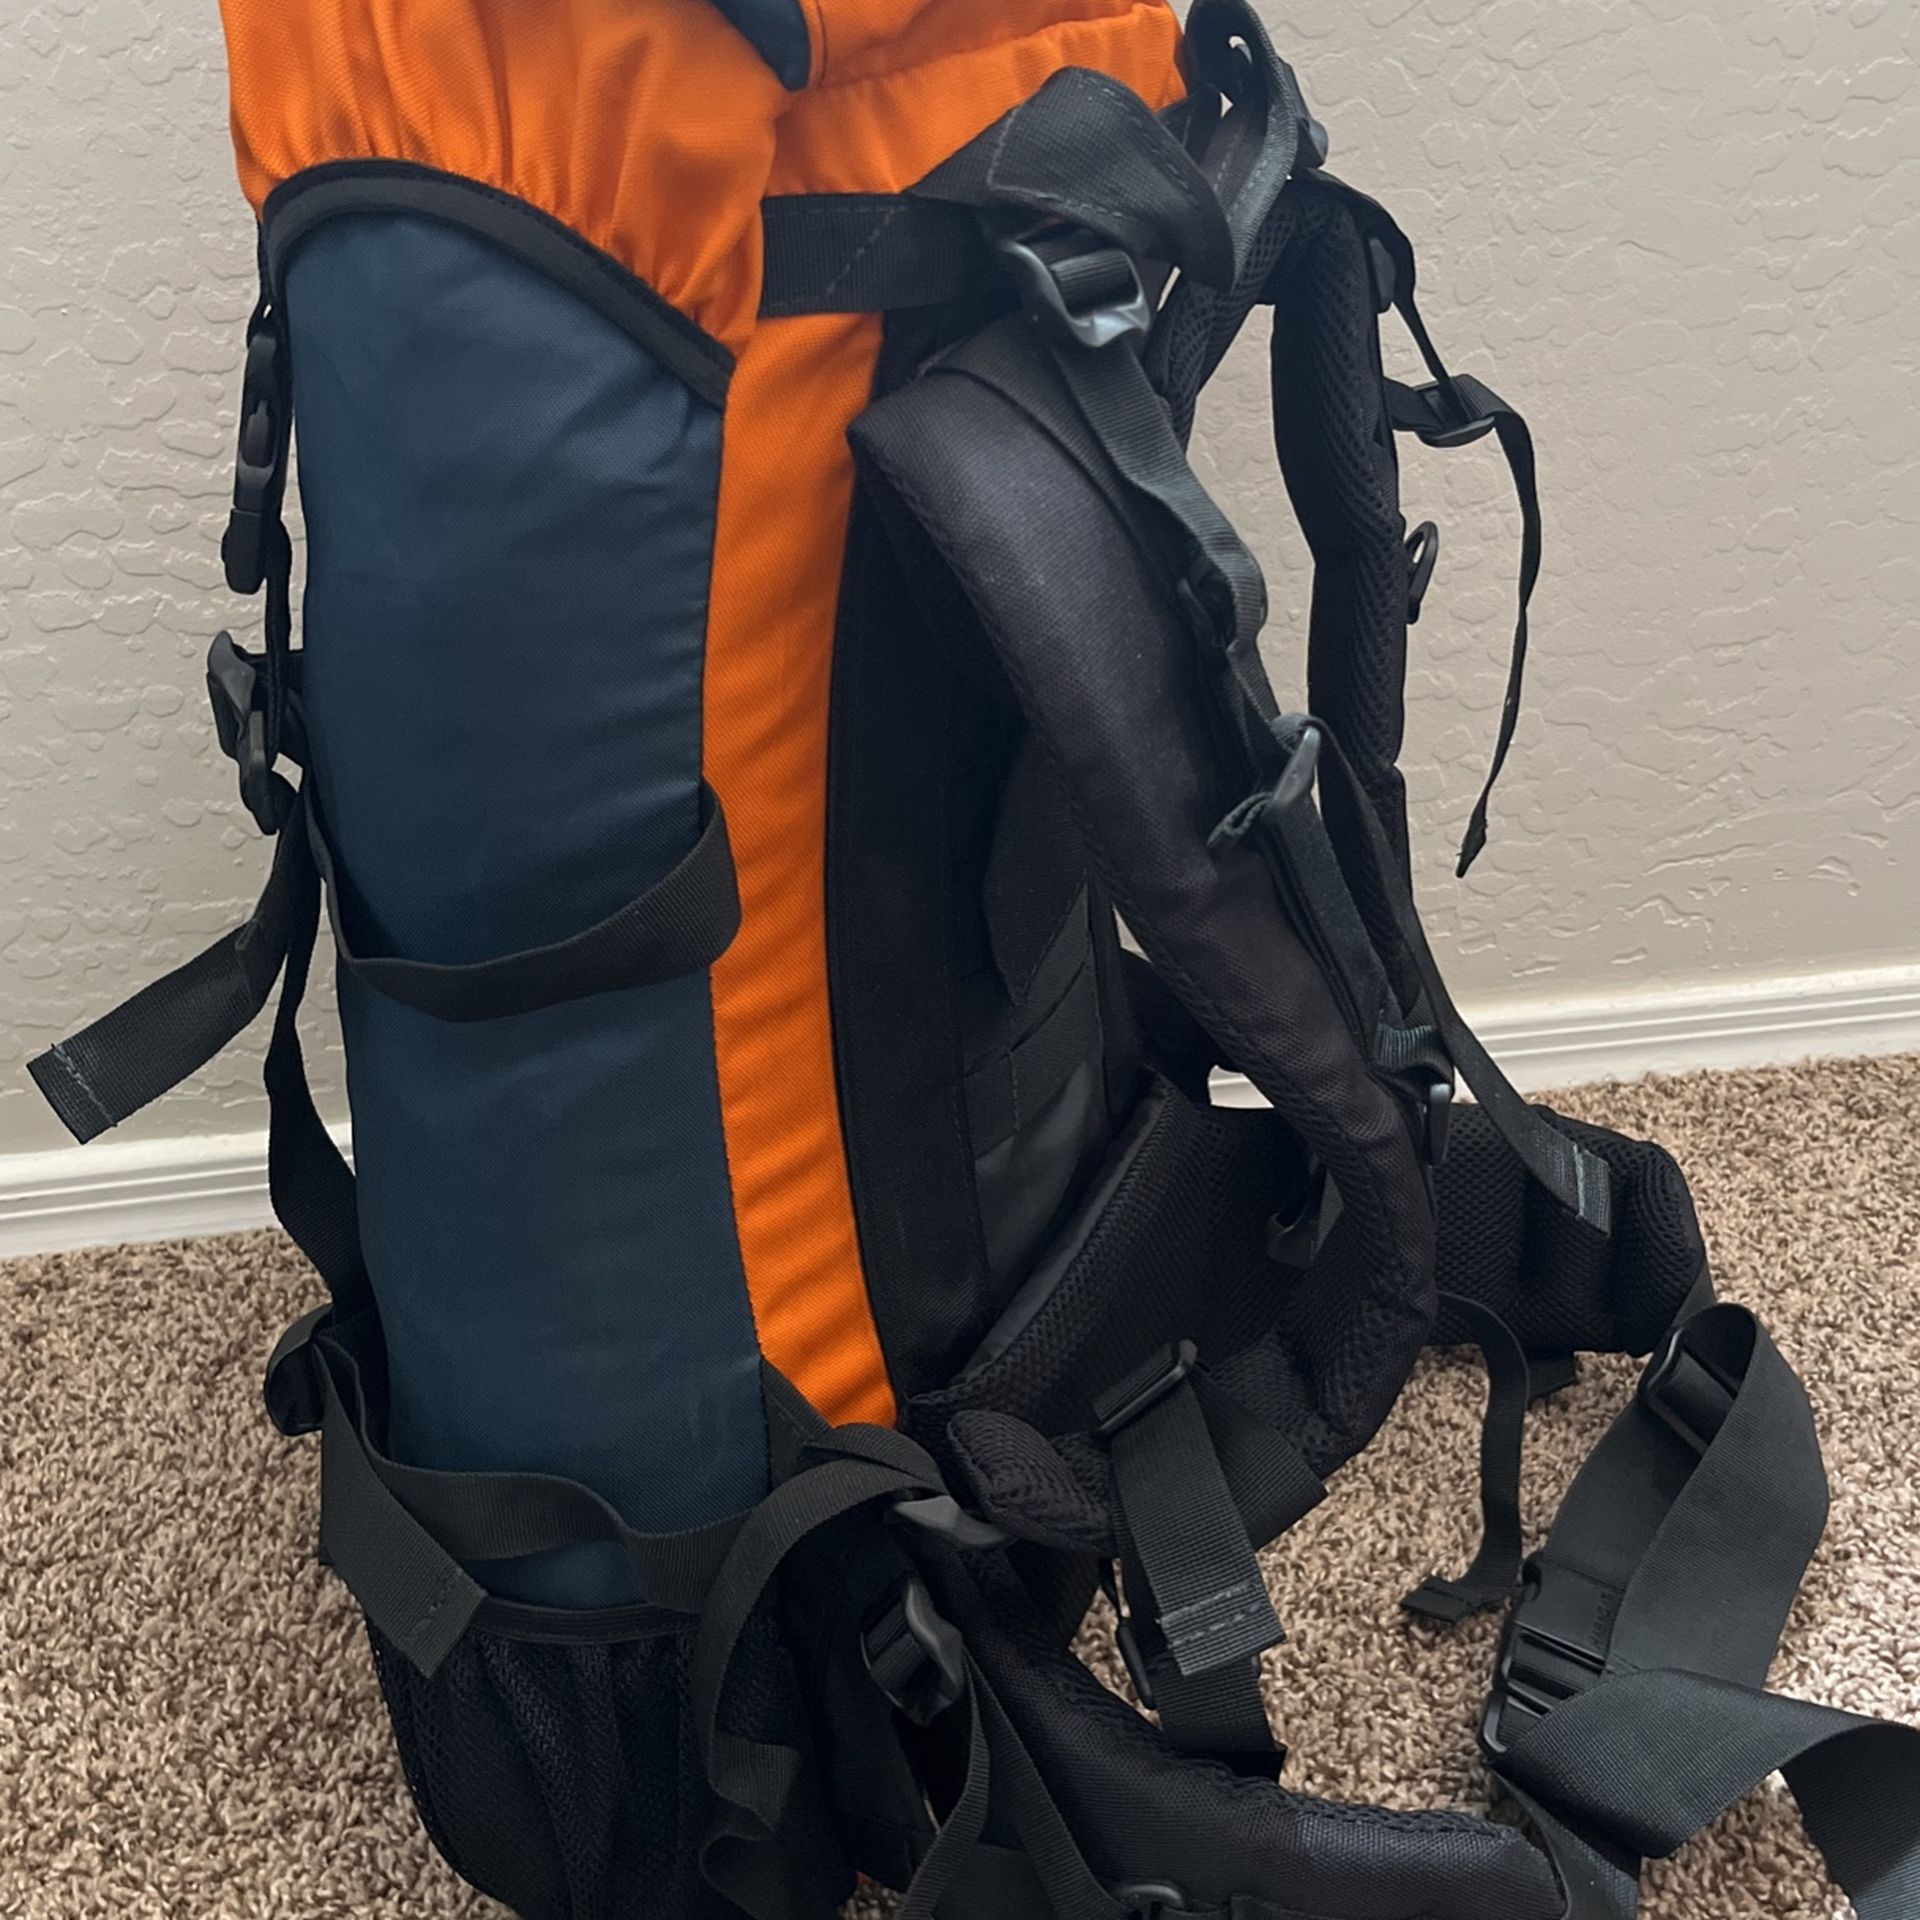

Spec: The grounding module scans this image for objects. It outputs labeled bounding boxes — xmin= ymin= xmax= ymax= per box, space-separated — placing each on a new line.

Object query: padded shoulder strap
xmin=850 ymin=327 xmax=1437 ymax=1478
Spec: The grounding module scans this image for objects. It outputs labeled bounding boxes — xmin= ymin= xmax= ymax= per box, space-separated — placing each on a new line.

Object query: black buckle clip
xmin=1481 ymin=1558 xmax=1613 ymax=1760
xmin=222 ymin=317 xmax=288 ymax=596
xmin=1115 ymin=1881 xmax=1191 ymax=1918
xmin=1099 ymin=1560 xmax=1161 ymax=1709
xmin=862 ymin=1576 xmax=967 ymax=1726
xmin=1406 ymin=376 xmax=1497 ymax=451
xmin=1207 ymin=721 xmax=1322 ymax=855
xmin=1637 ymin=1318 xmax=1740 ymax=1457
xmin=1405 ymin=520 xmax=1440 ymax=625
xmin=206 ymin=631 xmax=293 ymax=835
xmin=1094 ymin=1339 xmax=1199 ymax=1438
xmin=263 ymin=1303 xmax=332 ymax=1437
xmin=890 ymin=1493 xmax=1012 ymax=1552
xmin=996 ymin=229 xmax=1152 ymax=351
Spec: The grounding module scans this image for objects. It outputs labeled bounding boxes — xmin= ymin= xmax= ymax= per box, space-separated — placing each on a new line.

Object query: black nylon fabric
xmin=925 ymin=1549 xmax=1566 ymax=1920
xmin=851 ymin=351 xmax=1436 ymax=1480
xmin=913 ymin=66 xmax=1235 ymax=292
xmin=1483 ymin=1306 xmax=1920 ymax=1916
xmin=909 ymin=1081 xmax=1311 ymax=1451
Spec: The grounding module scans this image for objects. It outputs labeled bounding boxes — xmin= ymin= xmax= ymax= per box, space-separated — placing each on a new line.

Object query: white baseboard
xmin=0 ymin=1123 xmax=351 ymax=1261
xmin=4 ymin=964 xmax=1917 ymax=1259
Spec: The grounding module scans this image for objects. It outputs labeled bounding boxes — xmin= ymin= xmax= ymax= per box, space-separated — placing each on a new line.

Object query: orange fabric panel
xmin=217 ymin=0 xmax=788 ymax=353
xmin=703 ymin=308 xmax=893 ymax=1426
xmin=218 ymin=0 xmax=1185 ymax=1427
xmin=705 ymin=0 xmax=1183 ymax=1426
xmin=801 ymin=0 xmax=1180 ymax=92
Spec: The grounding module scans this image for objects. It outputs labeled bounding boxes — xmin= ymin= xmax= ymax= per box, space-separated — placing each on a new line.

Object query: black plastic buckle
xmin=205 ymin=631 xmax=293 ymax=835
xmin=1405 ymin=520 xmax=1440 ymax=625
xmin=862 ymin=1576 xmax=967 ymax=1726
xmin=1406 ymin=376 xmax=1498 ymax=451
xmin=1208 ymin=720 xmax=1323 ymax=855
xmin=1481 ymin=1558 xmax=1614 ymax=1760
xmin=1099 ymin=1560 xmax=1161 ymax=1709
xmin=1637 ymin=1319 xmax=1740 ymax=1457
xmin=1115 ymin=1881 xmax=1191 ymax=1918
xmin=221 ymin=317 xmax=289 ymax=596
xmin=889 ymin=1492 xmax=1012 ymax=1552
xmin=996 ymin=230 xmax=1152 ymax=351
xmin=1094 ymin=1339 xmax=1199 ymax=1438
xmin=263 ymin=1303 xmax=332 ymax=1437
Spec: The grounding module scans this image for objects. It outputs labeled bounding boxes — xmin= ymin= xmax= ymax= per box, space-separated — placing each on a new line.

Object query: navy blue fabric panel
xmin=710 ymin=0 xmax=811 ymax=87
xmin=285 ymin=212 xmax=767 ymax=1607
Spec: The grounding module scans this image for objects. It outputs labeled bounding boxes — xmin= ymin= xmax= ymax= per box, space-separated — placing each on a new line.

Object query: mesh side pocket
xmin=368 ymin=1603 xmax=845 ymax=1920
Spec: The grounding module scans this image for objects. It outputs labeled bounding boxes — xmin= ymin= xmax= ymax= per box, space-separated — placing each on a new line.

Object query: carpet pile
xmin=3 ymin=1056 xmax=1915 ymax=1918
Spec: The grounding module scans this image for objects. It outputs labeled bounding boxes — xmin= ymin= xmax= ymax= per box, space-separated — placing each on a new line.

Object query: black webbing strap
xmin=1383 ymin=369 xmax=1540 ymax=878
xmin=1484 ymin=1303 xmax=1920 ymax=1916
xmin=28 ymin=806 xmax=303 ymax=1143
xmin=963 ymin=957 xmax=1102 ymax=1155
xmin=1098 ymin=1350 xmax=1322 ymax=1769
xmin=270 ymin=1313 xmax=747 ymax=1673
xmin=1325 ymin=177 xmax=1539 ymax=878
xmin=1045 ymin=332 xmax=1271 ymax=722
xmin=1181 ymin=0 xmax=1320 ymax=274
xmin=308 ymin=780 xmax=741 ymax=1022
xmin=1256 ymin=719 xmax=1612 ymax=1232
xmin=760 ymin=195 xmax=987 ymax=317
xmin=913 ymin=66 xmax=1235 ymax=294
xmin=258 ymin=806 xmax=371 ymax=1309
xmin=685 ymin=1425 xmax=1129 ymax=1920
xmin=1401 ymin=1293 xmax=1536 ymax=1624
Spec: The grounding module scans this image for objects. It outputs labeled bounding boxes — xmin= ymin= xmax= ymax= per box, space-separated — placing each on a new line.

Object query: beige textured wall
xmin=2 ymin=0 xmax=1916 ymax=1156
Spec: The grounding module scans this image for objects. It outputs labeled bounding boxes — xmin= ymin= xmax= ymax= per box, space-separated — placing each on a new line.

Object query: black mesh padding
xmin=905 ymin=1080 xmax=1311 ymax=1454
xmin=1271 ymin=188 xmax=1417 ymax=922
xmin=1149 ymin=191 xmax=1304 ymax=444
xmin=1434 ymin=1104 xmax=1708 ymax=1356
xmin=368 ymin=1606 xmax=844 ymax=1920
xmin=1155 ymin=179 xmax=1418 ymax=982
xmin=926 ymin=1550 xmax=1567 ymax=1920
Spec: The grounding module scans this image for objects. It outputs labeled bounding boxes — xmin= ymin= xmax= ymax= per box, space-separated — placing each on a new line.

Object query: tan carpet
xmin=3 ymin=1057 xmax=1916 ymax=1920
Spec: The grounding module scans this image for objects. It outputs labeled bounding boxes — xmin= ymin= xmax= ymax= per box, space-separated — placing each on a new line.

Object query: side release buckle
xmin=996 ymin=228 xmax=1152 ymax=351
xmin=1481 ymin=1556 xmax=1613 ymax=1761
xmin=1400 ymin=375 xmax=1498 ymax=451
xmin=206 ymin=632 xmax=294 ymax=835
xmin=221 ymin=315 xmax=289 ymax=596
xmin=862 ymin=1575 xmax=967 ymax=1726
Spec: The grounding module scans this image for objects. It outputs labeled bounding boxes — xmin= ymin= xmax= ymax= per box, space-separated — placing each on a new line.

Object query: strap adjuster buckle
xmin=862 ymin=1575 xmax=966 ymax=1726
xmin=1405 ymin=520 xmax=1440 ymax=624
xmin=1405 ymin=376 xmax=1497 ymax=450
xmin=263 ymin=1303 xmax=332 ymax=1437
xmin=1637 ymin=1318 xmax=1740 ymax=1456
xmin=222 ymin=318 xmax=288 ymax=596
xmin=206 ymin=632 xmax=294 ymax=835
xmin=996 ymin=229 xmax=1152 ymax=350
xmin=1114 ymin=1881 xmax=1191 ymax=1918
xmin=1482 ymin=1557 xmax=1613 ymax=1759
xmin=1094 ymin=1339 xmax=1199 ymax=1438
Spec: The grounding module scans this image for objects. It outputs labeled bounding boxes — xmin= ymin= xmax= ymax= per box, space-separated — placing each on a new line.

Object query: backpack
xmin=31 ymin=1 xmax=1919 ymax=1915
